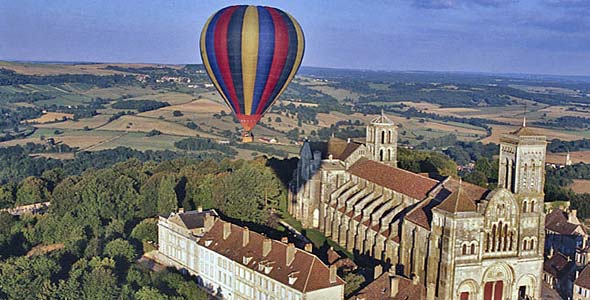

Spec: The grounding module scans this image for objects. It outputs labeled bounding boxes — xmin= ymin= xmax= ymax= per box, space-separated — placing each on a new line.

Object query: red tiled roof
xmin=197 ymin=221 xmax=344 ymax=293
xmin=352 ymin=272 xmax=425 ymax=300
xmin=576 ymin=264 xmax=590 ymax=289
xmin=405 ymin=200 xmax=432 ymax=230
xmin=348 ymin=159 xmax=440 ymax=200
xmin=310 ymin=138 xmax=363 ymax=161
xmin=436 ymin=179 xmax=486 ymax=213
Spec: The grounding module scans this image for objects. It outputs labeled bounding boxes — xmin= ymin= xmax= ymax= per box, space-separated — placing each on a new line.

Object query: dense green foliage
xmin=397 ymin=147 xmax=458 ymax=177
xmin=111 ymin=100 xmax=170 ymax=113
xmin=0 ymin=143 xmax=227 ymax=192
xmin=548 ymin=138 xmax=590 ymax=153
xmin=0 ymin=156 xmax=285 ymax=299
xmin=174 ymin=137 xmax=237 ymax=156
xmin=0 ymin=69 xmax=138 ymax=87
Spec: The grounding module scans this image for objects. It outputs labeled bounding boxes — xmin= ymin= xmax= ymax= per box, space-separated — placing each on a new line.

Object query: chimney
xmin=197 ymin=205 xmax=203 ymax=213
xmin=286 ymin=243 xmax=296 ymax=266
xmin=374 ymin=265 xmax=383 ymax=280
xmin=329 ymin=264 xmax=337 ymax=284
xmin=281 ymin=237 xmax=289 ymax=243
xmin=304 ymin=243 xmax=313 ymax=253
xmin=223 ymin=222 xmax=231 ymax=240
xmin=412 ymin=274 xmax=419 ymax=285
xmin=263 ymin=238 xmax=272 ymax=257
xmin=390 ymin=276 xmax=399 ymax=298
xmin=243 ymin=227 xmax=250 ymax=247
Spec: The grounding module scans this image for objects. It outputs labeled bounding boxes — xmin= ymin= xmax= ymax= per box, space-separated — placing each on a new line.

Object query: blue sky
xmin=1 ymin=0 xmax=589 ymax=76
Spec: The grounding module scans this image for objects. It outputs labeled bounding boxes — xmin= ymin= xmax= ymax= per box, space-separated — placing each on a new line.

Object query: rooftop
xmin=348 ymin=159 xmax=440 ymax=201
xmin=196 ymin=220 xmax=345 ymax=293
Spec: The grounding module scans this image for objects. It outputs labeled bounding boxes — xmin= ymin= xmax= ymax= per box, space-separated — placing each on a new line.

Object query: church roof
xmin=348 ymin=159 xmax=440 ymax=200
xmin=436 ymin=179 xmax=487 ymax=214
xmin=509 ymin=126 xmax=541 ymax=137
xmin=309 ymin=137 xmax=362 ymax=161
xmin=371 ymin=110 xmax=395 ymax=125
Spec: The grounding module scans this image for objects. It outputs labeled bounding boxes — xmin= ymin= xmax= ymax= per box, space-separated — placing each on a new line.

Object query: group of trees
xmin=111 ymin=100 xmax=170 ymax=113
xmin=534 ymin=116 xmax=590 ymax=130
xmin=397 ymin=147 xmax=458 ymax=177
xmin=0 ymin=155 xmax=286 ymax=299
xmin=548 ymin=138 xmax=590 ymax=153
xmin=0 ymin=69 xmax=139 ymax=88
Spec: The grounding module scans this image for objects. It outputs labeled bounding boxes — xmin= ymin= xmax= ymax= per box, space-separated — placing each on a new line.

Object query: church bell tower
xmin=366 ymin=110 xmax=397 ymax=166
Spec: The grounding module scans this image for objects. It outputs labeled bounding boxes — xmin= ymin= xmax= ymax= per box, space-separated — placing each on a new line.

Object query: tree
xmin=131 ymin=219 xmax=158 ymax=243
xmin=0 ymin=255 xmax=59 ymax=300
xmin=82 ymin=267 xmax=120 ymax=300
xmin=0 ymin=184 xmax=15 ymax=209
xmin=135 ymin=287 xmax=174 ymax=300
xmin=343 ymin=272 xmax=365 ymax=297
xmin=104 ymin=238 xmax=137 ymax=263
xmin=275 ymin=116 xmax=282 ymax=123
xmin=464 ymin=171 xmax=488 ymax=188
xmin=16 ymin=176 xmax=50 ymax=206
xmin=214 ymin=160 xmax=282 ymax=225
xmin=172 ymin=110 xmax=183 ymax=117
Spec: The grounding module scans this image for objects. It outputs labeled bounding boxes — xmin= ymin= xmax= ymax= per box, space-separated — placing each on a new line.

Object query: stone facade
xmin=158 ymin=209 xmax=345 ymax=300
xmin=289 ymin=114 xmax=547 ymax=300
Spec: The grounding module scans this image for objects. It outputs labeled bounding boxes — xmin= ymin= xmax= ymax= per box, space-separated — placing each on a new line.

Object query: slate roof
xmin=197 ymin=220 xmax=344 ymax=293
xmin=545 ymin=209 xmax=583 ymax=235
xmin=543 ymin=252 xmax=572 ymax=277
xmin=348 ymin=159 xmax=440 ymax=201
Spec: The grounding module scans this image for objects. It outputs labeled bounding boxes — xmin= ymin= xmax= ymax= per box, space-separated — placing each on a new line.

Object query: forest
xmin=0 ymin=157 xmax=285 ymax=300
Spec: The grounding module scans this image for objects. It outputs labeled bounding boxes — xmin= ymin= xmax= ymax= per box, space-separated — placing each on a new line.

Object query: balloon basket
xmin=242 ymin=132 xmax=254 ymax=143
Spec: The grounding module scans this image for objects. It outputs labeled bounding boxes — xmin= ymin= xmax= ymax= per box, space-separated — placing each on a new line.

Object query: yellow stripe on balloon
xmin=266 ymin=13 xmax=305 ymax=114
xmin=200 ymin=15 xmax=233 ymax=110
xmin=241 ymin=6 xmax=259 ymax=116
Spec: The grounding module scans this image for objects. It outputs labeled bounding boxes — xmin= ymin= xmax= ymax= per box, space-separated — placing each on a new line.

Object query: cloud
xmin=411 ymin=0 xmax=516 ymax=9
xmin=544 ymin=0 xmax=590 ymax=8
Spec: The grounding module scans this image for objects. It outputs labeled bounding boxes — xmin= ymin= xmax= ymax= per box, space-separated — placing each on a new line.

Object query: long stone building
xmin=289 ymin=113 xmax=547 ymax=300
xmin=157 ymin=208 xmax=345 ymax=300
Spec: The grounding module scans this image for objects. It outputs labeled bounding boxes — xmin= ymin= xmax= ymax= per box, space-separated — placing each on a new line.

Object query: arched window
xmin=530 ymin=200 xmax=536 ymax=213
xmin=523 ymin=239 xmax=528 ymax=251
xmin=530 ymin=239 xmax=535 ymax=250
xmin=379 ymin=149 xmax=384 ymax=161
xmin=462 ymin=244 xmax=468 ymax=255
xmin=388 ymin=130 xmax=392 ymax=143
xmin=388 ymin=149 xmax=392 ymax=161
xmin=470 ymin=243 xmax=476 ymax=255
xmin=381 ymin=130 xmax=385 ymax=144
xmin=522 ymin=200 xmax=528 ymax=213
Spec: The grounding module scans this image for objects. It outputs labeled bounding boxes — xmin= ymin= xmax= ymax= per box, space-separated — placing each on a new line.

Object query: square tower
xmin=498 ymin=119 xmax=547 ymax=195
xmin=366 ymin=110 xmax=398 ymax=166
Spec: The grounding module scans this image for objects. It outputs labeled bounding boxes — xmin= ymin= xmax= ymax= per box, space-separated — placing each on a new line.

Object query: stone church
xmin=289 ymin=113 xmax=546 ymax=300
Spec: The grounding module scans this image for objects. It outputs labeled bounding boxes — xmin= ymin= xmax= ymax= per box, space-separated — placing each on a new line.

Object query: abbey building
xmin=289 ymin=113 xmax=547 ymax=300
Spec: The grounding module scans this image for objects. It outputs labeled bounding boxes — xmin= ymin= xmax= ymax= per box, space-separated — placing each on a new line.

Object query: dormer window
xmin=205 ymin=240 xmax=213 ymax=247
xmin=243 ymin=256 xmax=252 ymax=265
xmin=288 ymin=272 xmax=299 ymax=285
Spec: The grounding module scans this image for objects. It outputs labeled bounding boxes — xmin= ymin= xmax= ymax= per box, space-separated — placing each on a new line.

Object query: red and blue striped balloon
xmin=200 ymin=5 xmax=305 ymax=132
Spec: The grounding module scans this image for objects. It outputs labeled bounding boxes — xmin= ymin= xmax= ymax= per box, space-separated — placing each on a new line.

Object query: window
xmin=523 ymin=239 xmax=528 ymax=250
xmin=470 ymin=243 xmax=476 ymax=255
xmin=462 ymin=244 xmax=467 ymax=255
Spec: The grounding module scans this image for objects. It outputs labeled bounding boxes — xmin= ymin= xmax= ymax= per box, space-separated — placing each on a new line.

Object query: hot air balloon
xmin=200 ymin=5 xmax=305 ymax=142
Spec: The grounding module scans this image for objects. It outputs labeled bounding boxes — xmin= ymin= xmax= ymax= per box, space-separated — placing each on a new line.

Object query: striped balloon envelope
xmin=200 ymin=5 xmax=305 ymax=140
